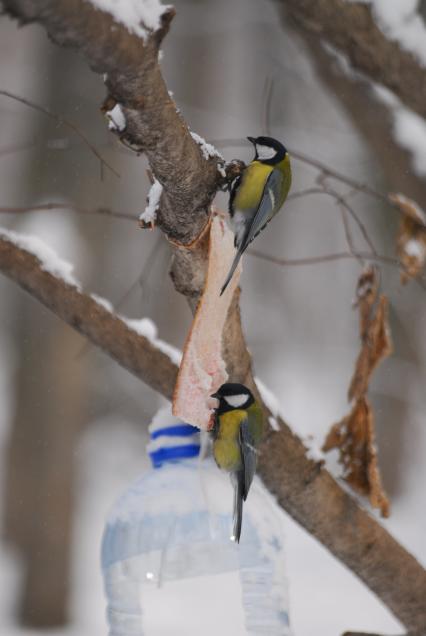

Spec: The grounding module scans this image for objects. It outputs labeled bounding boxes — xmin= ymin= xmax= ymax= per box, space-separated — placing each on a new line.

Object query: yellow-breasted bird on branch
xmin=220 ymin=135 xmax=292 ymax=295
xmin=210 ymin=383 xmax=264 ymax=543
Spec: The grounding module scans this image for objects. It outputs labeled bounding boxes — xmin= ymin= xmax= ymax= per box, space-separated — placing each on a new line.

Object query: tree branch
xmin=0 ymin=89 xmax=120 ymax=178
xmin=343 ymin=632 xmax=419 ymax=636
xmin=0 ymin=202 xmax=137 ymax=221
xmin=2 ymin=1 xmax=426 ymax=631
xmin=1 ymin=234 xmax=426 ymax=631
xmin=0 ymin=235 xmax=177 ymax=400
xmin=2 ymin=0 xmax=223 ymax=245
xmin=281 ymin=0 xmax=426 ymax=120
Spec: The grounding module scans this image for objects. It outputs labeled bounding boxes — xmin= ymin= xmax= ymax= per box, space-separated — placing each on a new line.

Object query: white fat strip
xmin=224 ymin=394 xmax=248 ymax=408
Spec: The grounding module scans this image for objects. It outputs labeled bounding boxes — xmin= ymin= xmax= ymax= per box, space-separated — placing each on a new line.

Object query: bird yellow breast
xmin=213 ymin=409 xmax=246 ymax=472
xmin=234 ymin=161 xmax=273 ymax=210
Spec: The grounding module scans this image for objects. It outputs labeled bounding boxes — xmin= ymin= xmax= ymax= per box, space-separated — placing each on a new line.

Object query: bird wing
xmin=239 ymin=416 xmax=257 ymax=500
xmin=228 ymin=174 xmax=242 ymax=216
xmin=237 ymin=168 xmax=284 ymax=254
xmin=233 ymin=471 xmax=244 ymax=543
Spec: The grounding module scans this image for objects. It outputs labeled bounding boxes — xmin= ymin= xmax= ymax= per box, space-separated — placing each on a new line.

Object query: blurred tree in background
xmin=0 ymin=1 xmax=425 ymax=635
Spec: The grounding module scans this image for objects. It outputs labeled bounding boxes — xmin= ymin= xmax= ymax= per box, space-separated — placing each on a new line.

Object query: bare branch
xmin=343 ymin=632 xmax=419 ymax=636
xmin=0 ymin=235 xmax=177 ymax=399
xmin=0 ymin=140 xmax=37 ymax=157
xmin=213 ymin=139 xmax=397 ymax=208
xmin=322 ymin=185 xmax=379 ymax=255
xmin=281 ymin=0 xmax=426 ymax=121
xmin=339 ymin=203 xmax=360 ymax=260
xmin=2 ymin=0 xmax=225 ymax=246
xmin=248 ymin=248 xmax=399 ymax=270
xmin=0 ymin=202 xmax=137 ymax=221
xmin=0 ymin=89 xmax=119 ymax=178
xmin=3 ymin=2 xmax=426 ymax=630
xmin=1 ymin=235 xmax=426 ymax=630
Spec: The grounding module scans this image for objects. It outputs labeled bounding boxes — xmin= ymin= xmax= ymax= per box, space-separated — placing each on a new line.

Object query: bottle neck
xmin=147 ymin=420 xmax=201 ymax=469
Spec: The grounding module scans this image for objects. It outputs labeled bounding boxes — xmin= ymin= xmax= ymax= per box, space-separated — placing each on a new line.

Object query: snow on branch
xmin=3 ymin=0 xmax=426 ymax=628
xmin=354 ymin=0 xmax=426 ymax=68
xmin=89 ymin=0 xmax=172 ymax=41
xmin=255 ymin=377 xmax=282 ymax=431
xmin=190 ymin=131 xmax=224 ymax=162
xmin=0 ymin=228 xmax=181 ymax=368
xmin=139 ymin=179 xmax=163 ymax=227
xmin=283 ymin=0 xmax=426 ymax=121
xmin=0 ymin=232 xmax=178 ymax=398
xmin=0 ymin=228 xmax=79 ymax=289
xmin=3 ymin=0 xmax=221 ymax=247
xmin=0 ymin=231 xmax=426 ymax=629
xmin=105 ymin=103 xmax=126 ymax=132
xmin=123 ymin=317 xmax=181 ymax=365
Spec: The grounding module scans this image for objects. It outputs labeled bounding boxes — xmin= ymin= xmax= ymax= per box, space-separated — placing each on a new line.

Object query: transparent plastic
xmin=101 ymin=456 xmax=292 ymax=636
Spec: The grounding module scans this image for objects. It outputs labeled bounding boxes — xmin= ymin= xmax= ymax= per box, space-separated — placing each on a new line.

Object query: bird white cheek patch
xmin=172 ymin=214 xmax=242 ymax=430
xmin=224 ymin=394 xmax=247 ymax=408
xmin=256 ymin=144 xmax=276 ymax=160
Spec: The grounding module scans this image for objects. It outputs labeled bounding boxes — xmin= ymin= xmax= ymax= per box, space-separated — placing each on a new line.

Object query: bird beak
xmin=210 ymin=391 xmax=219 ymax=399
xmin=247 ymin=136 xmax=256 ymax=145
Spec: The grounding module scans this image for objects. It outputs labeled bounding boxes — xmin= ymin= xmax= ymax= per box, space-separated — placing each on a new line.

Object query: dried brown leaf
xmin=322 ymin=397 xmax=390 ymax=517
xmin=323 ymin=269 xmax=391 ymax=517
xmin=348 ymin=294 xmax=393 ymax=402
xmin=389 ymin=192 xmax=426 ymax=226
xmin=390 ymin=192 xmax=426 ymax=283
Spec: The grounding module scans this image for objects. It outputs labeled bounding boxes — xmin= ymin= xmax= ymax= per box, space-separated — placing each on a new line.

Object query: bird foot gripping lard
xmin=172 ymin=214 xmax=242 ymax=430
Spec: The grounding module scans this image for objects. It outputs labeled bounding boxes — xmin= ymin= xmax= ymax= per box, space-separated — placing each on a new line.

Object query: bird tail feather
xmin=220 ymin=248 xmax=243 ymax=296
xmin=232 ymin=472 xmax=244 ymax=543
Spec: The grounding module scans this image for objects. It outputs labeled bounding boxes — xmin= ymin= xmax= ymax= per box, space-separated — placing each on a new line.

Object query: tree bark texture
xmin=2 ymin=0 xmax=426 ymax=632
xmin=1 ymin=234 xmax=426 ymax=632
xmin=280 ymin=0 xmax=426 ymax=121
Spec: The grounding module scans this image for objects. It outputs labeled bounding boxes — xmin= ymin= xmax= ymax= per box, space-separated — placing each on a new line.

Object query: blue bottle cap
xmin=147 ymin=405 xmax=200 ymax=468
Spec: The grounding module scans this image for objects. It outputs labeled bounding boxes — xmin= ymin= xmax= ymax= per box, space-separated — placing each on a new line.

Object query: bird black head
xmin=211 ymin=383 xmax=255 ymax=414
xmin=247 ymin=135 xmax=287 ymax=165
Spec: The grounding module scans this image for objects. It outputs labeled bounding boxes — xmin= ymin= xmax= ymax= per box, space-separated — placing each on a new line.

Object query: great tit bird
xmin=210 ymin=383 xmax=263 ymax=543
xmin=220 ymin=136 xmax=292 ymax=295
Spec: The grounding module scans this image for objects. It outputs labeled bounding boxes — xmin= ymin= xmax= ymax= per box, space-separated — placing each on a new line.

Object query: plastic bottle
xmin=101 ymin=405 xmax=292 ymax=636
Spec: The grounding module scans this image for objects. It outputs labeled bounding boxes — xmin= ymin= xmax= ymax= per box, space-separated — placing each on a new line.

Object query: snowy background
xmin=0 ymin=0 xmax=426 ymax=634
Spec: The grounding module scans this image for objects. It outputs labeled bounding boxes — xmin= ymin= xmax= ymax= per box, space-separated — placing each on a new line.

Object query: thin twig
xmin=263 ymin=76 xmax=274 ymax=136
xmin=212 ymin=138 xmax=390 ymax=206
xmin=0 ymin=90 xmax=120 ymax=179
xmin=286 ymin=185 xmax=379 ymax=255
xmin=326 ymin=186 xmax=378 ymax=255
xmin=289 ymin=147 xmax=387 ymax=203
xmin=0 ymin=202 xmax=137 ymax=221
xmin=2 ymin=1 xmax=426 ymax=627
xmin=0 ymin=140 xmax=37 ymax=158
xmin=115 ymin=233 xmax=164 ymax=309
xmin=287 ymin=187 xmax=325 ymax=201
xmin=2 ymin=229 xmax=426 ymax=630
xmin=75 ymin=233 xmax=164 ymax=360
xmin=248 ymin=248 xmax=398 ymax=268
xmin=339 ymin=203 xmax=364 ymax=265
xmin=248 ymin=247 xmax=426 ymax=291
